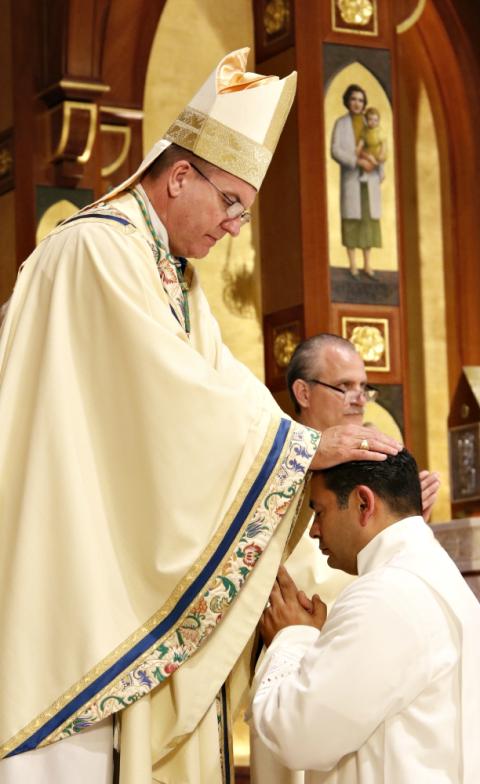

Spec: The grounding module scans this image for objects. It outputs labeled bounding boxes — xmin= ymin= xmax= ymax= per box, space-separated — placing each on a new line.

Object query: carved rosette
xmin=263 ymin=0 xmax=291 ymax=37
xmin=273 ymin=329 xmax=300 ymax=369
xmin=342 ymin=316 xmax=390 ymax=372
xmin=332 ymin=0 xmax=378 ymax=35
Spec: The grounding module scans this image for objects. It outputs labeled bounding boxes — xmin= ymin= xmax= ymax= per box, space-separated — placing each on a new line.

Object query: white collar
xmin=357 ymin=516 xmax=433 ymax=576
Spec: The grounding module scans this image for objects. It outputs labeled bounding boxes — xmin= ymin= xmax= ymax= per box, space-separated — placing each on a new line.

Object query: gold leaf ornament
xmin=0 ymin=148 xmax=13 ymax=176
xmin=350 ymin=325 xmax=385 ymax=363
xmin=263 ymin=0 xmax=290 ymax=36
xmin=273 ymin=330 xmax=299 ymax=368
xmin=337 ymin=0 xmax=373 ymax=26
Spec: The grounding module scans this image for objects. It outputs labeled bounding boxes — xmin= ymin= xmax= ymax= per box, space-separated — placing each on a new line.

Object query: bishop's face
xmin=167 ymin=163 xmax=256 ymax=259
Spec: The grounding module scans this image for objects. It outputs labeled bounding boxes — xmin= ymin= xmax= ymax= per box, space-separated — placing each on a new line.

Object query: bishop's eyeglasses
xmin=190 ymin=162 xmax=251 ymax=225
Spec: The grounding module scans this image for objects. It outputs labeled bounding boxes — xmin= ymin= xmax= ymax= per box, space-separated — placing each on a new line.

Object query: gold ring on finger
xmin=360 ymin=438 xmax=369 ymax=450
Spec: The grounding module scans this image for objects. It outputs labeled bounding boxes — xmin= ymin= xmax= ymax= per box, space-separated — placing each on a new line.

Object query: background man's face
xmin=301 ymin=344 xmax=368 ymax=430
xmin=309 ymin=473 xmax=360 ymax=574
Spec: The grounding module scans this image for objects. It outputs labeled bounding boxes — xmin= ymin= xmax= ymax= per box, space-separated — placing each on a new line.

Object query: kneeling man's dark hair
xmin=321 ymin=449 xmax=422 ymax=517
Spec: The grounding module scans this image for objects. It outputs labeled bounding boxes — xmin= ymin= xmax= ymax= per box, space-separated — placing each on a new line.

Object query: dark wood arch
xmin=10 ymin=0 xmax=167 ymax=268
xmin=397 ymin=0 xmax=480 ymax=395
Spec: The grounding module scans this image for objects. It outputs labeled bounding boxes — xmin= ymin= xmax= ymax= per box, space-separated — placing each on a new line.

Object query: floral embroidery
xmin=242 ymin=543 xmax=262 ymax=567
xmin=38 ymin=423 xmax=319 ymax=746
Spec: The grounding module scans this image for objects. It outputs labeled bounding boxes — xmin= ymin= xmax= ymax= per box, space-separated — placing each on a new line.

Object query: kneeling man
xmin=251 ymin=451 xmax=480 ymax=783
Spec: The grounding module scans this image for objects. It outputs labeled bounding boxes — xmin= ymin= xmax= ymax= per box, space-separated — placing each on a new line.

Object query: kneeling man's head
xmin=309 ymin=450 xmax=422 ymax=575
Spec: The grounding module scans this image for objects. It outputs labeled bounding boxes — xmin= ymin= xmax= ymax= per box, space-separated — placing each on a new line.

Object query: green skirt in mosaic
xmin=342 ymin=182 xmax=382 ymax=249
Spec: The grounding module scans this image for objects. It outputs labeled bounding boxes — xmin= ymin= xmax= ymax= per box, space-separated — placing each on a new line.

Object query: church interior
xmin=1 ymin=0 xmax=479 ymax=779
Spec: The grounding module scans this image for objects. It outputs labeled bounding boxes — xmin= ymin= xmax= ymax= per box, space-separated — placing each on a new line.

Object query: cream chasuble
xmin=0 ymin=191 xmax=319 ymax=782
xmin=251 ymin=518 xmax=480 ymax=784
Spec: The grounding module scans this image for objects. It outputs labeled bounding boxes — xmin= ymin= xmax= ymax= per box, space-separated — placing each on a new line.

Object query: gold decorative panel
xmin=273 ymin=328 xmax=299 ymax=369
xmin=342 ymin=316 xmax=390 ymax=372
xmin=332 ymin=0 xmax=378 ymax=36
xmin=254 ymin=0 xmax=294 ymax=62
xmin=264 ymin=305 xmax=304 ymax=391
xmin=263 ymin=0 xmax=290 ymax=36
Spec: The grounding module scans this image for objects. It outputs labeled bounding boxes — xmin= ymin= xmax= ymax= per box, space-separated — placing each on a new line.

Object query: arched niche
xmin=395 ymin=0 xmax=480 ymax=518
xmin=397 ymin=0 xmax=480 ymax=389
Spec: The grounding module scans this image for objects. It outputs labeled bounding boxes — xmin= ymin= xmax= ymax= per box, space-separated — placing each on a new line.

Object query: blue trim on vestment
xmin=9 ymin=418 xmax=292 ymax=756
xmin=177 ymin=256 xmax=188 ymax=275
xmin=62 ymin=212 xmax=133 ymax=227
xmin=169 ymin=304 xmax=182 ymax=327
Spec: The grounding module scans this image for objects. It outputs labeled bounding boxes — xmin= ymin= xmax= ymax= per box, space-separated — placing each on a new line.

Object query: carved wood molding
xmin=36 ymin=0 xmax=111 ymax=100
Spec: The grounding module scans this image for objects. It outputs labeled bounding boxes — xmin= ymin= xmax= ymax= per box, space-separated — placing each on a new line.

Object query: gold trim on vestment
xmin=2 ymin=416 xmax=301 ymax=757
xmin=165 ymin=108 xmax=272 ymax=189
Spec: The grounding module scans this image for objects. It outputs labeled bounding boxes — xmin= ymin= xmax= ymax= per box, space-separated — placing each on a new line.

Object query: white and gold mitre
xmin=95 ymin=48 xmax=296 ymax=205
xmin=163 ymin=47 xmax=297 ymax=189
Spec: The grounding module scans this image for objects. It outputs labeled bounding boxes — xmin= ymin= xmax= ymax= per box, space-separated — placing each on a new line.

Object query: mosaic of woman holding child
xmin=330 ymin=83 xmax=386 ymax=279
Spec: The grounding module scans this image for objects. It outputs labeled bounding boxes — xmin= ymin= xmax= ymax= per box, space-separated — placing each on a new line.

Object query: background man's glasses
xmin=306 ymin=378 xmax=378 ymax=404
xmin=190 ymin=162 xmax=251 ymax=225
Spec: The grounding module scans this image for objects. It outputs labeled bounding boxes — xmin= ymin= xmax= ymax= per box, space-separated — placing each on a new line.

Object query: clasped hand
xmin=260 ymin=566 xmax=327 ymax=647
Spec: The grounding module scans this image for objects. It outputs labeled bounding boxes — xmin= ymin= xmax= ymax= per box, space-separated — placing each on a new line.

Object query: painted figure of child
xmin=357 ymin=107 xmax=387 ymax=172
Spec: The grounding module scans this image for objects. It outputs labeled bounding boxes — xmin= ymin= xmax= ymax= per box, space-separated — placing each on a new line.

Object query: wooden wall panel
xmin=396 ymin=1 xmax=480 ymax=394
xmin=11 ymin=0 xmax=37 ymax=263
xmin=9 ymin=0 xmax=166 ymax=270
xmin=257 ymin=0 xmax=411 ymax=442
xmin=101 ymin=0 xmax=167 ymax=110
xmin=257 ymin=47 xmax=303 ymax=318
xmin=293 ymin=0 xmax=330 ymax=338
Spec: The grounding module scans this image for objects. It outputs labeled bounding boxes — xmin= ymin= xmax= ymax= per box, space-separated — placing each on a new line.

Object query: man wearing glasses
xmin=0 ymin=51 xmax=401 ymax=784
xmin=286 ymin=333 xmax=440 ymax=520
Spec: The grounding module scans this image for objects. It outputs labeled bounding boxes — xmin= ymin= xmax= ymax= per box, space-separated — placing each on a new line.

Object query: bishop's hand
xmin=310 ymin=424 xmax=402 ymax=470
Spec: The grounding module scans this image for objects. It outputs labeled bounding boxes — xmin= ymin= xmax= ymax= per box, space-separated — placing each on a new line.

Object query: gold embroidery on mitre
xmin=165 ymin=108 xmax=272 ymax=189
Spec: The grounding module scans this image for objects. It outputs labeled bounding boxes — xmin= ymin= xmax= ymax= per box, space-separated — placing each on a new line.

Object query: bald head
xmin=286 ymin=334 xmax=368 ymax=430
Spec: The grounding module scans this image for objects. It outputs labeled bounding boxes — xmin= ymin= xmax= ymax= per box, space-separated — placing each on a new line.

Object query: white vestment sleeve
xmin=251 ymin=571 xmax=437 ymax=772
